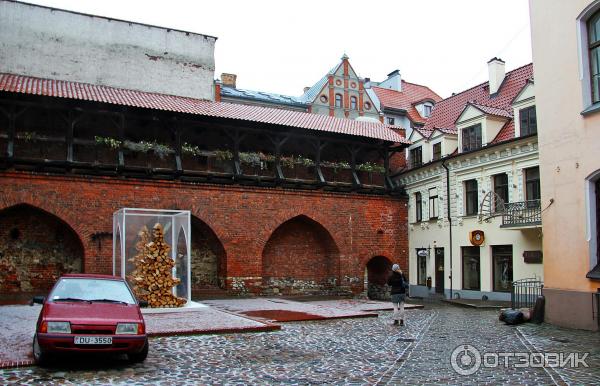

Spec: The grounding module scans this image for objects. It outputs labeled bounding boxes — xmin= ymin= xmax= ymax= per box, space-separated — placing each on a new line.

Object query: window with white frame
xmin=577 ymin=2 xmax=600 ymax=108
xmin=415 ymin=192 xmax=423 ymax=222
xmin=424 ymin=104 xmax=433 ymax=117
xmin=429 ymin=187 xmax=439 ymax=219
xmin=464 ymin=179 xmax=479 ymax=216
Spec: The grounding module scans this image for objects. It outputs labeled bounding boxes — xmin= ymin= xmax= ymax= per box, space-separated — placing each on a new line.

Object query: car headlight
xmin=116 ymin=323 xmax=141 ymax=335
xmin=45 ymin=321 xmax=71 ymax=334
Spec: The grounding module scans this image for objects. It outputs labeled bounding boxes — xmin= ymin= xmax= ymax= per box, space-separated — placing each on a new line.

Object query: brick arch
xmin=0 ymin=203 xmax=85 ymax=301
xmin=365 ymin=255 xmax=393 ymax=300
xmin=0 ymin=198 xmax=88 ymax=256
xmin=189 ymin=215 xmax=227 ymax=294
xmin=259 ymin=210 xmax=348 ymax=259
xmin=261 ymin=215 xmax=341 ymax=295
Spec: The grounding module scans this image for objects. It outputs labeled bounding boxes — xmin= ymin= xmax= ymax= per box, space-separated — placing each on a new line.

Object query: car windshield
xmin=50 ymin=278 xmax=136 ymax=305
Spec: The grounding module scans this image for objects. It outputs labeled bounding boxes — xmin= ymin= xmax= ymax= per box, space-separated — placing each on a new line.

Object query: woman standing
xmin=387 ymin=264 xmax=408 ymax=326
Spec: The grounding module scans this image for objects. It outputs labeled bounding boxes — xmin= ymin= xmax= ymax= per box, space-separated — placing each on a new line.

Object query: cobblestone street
xmin=1 ymin=302 xmax=598 ymax=385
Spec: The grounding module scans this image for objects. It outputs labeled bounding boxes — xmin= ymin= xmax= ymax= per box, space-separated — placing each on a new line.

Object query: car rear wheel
xmin=127 ymin=338 xmax=148 ymax=363
xmin=32 ymin=335 xmax=48 ymax=366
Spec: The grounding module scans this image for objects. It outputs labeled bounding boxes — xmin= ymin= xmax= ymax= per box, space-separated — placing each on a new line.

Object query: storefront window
xmin=492 ymin=245 xmax=513 ymax=292
xmin=462 ymin=246 xmax=480 ymax=290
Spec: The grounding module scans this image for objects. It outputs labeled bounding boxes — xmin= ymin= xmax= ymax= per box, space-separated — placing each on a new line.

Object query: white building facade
xmin=396 ymin=60 xmax=544 ymax=301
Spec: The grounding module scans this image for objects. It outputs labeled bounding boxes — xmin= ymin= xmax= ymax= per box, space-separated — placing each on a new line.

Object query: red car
xmin=32 ymin=274 xmax=148 ymax=365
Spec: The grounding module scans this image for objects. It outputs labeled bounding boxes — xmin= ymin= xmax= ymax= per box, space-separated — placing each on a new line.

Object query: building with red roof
xmin=0 ymin=0 xmax=410 ymax=301
xmin=395 ymin=58 xmax=542 ymax=303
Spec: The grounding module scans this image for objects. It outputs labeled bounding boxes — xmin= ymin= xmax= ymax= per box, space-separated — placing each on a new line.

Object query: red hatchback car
xmin=32 ymin=274 xmax=148 ymax=365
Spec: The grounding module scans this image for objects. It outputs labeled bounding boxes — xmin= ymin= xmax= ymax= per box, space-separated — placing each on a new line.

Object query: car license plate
xmin=74 ymin=336 xmax=112 ymax=345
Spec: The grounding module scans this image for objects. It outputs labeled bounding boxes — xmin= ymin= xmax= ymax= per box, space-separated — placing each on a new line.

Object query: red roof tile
xmin=0 ymin=73 xmax=408 ymax=144
xmin=490 ymin=120 xmax=515 ymax=144
xmin=465 ymin=102 xmax=512 ymax=120
xmin=421 ymin=63 xmax=533 ymax=139
xmin=372 ymin=81 xmax=442 ymax=124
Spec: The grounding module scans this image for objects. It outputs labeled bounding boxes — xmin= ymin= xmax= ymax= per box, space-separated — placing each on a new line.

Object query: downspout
xmin=442 ymin=159 xmax=453 ymax=300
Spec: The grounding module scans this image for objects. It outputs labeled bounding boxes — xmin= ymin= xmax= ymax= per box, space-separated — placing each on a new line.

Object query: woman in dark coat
xmin=388 ymin=263 xmax=408 ymax=326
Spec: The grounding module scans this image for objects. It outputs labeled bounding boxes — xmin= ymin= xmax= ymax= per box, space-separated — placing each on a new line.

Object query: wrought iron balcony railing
xmin=501 ymin=199 xmax=542 ymax=228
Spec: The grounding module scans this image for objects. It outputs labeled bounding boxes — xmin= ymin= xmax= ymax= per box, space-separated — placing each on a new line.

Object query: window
xmin=350 ymin=96 xmax=357 ymax=110
xmin=415 ymin=192 xmax=422 ymax=222
xmin=589 ymin=11 xmax=600 ymax=103
xmin=462 ymin=124 xmax=482 ymax=152
xmin=335 ymin=94 xmax=343 ymax=108
xmin=525 ymin=167 xmax=541 ymax=201
xmin=387 ymin=117 xmax=396 ymax=125
xmin=492 ymin=245 xmax=513 ymax=292
xmin=520 ymin=106 xmax=537 ymax=136
xmin=462 ymin=246 xmax=480 ymax=290
xmin=432 ymin=143 xmax=442 ymax=160
xmin=417 ymin=250 xmax=427 ymax=286
xmin=410 ymin=146 xmax=422 ymax=168
xmin=424 ymin=104 xmax=433 ymax=117
xmin=464 ymin=179 xmax=478 ymax=216
xmin=429 ymin=187 xmax=438 ymax=219
xmin=493 ymin=173 xmax=509 ymax=211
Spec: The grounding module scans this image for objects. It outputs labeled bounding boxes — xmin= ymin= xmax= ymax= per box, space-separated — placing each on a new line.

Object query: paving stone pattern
xmin=1 ymin=303 xmax=599 ymax=385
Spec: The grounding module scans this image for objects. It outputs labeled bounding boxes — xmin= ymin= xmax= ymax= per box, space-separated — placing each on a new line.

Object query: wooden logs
xmin=127 ymin=223 xmax=186 ymax=308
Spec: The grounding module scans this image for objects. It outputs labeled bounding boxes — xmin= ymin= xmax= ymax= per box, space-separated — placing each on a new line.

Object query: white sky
xmin=23 ymin=0 xmax=532 ymax=99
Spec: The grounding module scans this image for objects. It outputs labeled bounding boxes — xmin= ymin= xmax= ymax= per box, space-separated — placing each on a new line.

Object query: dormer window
xmin=410 ymin=146 xmax=423 ymax=168
xmin=424 ymin=104 xmax=433 ymax=117
xmin=432 ymin=143 xmax=442 ymax=160
xmin=462 ymin=124 xmax=482 ymax=152
xmin=387 ymin=117 xmax=395 ymax=125
xmin=519 ymin=106 xmax=537 ymax=135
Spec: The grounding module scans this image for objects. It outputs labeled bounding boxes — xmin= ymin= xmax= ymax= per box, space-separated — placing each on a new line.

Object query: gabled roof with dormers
xmin=420 ymin=63 xmax=533 ymax=139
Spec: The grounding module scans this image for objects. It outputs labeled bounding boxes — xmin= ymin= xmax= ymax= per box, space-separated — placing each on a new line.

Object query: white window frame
xmin=577 ymin=1 xmax=600 ymax=109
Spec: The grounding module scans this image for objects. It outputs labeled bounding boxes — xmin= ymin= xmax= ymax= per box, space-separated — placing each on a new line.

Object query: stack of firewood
xmin=128 ymin=223 xmax=186 ymax=308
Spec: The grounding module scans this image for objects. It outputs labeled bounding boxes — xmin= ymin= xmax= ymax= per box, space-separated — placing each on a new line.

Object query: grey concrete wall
xmin=0 ymin=1 xmax=216 ymax=100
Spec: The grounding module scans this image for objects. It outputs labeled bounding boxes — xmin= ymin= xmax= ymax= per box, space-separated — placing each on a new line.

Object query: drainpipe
xmin=442 ymin=159 xmax=453 ymax=300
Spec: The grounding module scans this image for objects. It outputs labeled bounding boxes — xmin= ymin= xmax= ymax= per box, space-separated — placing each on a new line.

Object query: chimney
xmin=221 ymin=73 xmax=237 ymax=88
xmin=303 ymin=86 xmax=310 ymax=93
xmin=380 ymin=69 xmax=402 ymax=91
xmin=487 ymin=58 xmax=505 ymax=95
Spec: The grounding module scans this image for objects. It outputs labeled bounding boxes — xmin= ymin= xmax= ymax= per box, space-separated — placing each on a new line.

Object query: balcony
xmin=501 ymin=200 xmax=542 ymax=229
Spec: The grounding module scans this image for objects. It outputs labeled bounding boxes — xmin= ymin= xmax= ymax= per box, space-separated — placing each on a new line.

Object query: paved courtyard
xmin=1 ymin=302 xmax=599 ymax=385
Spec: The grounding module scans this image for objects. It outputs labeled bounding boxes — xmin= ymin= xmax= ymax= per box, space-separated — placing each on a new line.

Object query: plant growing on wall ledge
xmin=181 ymin=142 xmax=203 ymax=157
xmin=95 ymin=136 xmax=122 ymax=149
xmin=356 ymin=162 xmax=386 ymax=173
xmin=20 ymin=131 xmax=38 ymax=142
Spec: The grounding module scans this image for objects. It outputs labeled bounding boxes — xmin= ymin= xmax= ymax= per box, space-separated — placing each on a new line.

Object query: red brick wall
xmin=0 ymin=171 xmax=408 ymax=295
xmin=262 ymin=215 xmax=339 ymax=294
xmin=0 ymin=204 xmax=84 ymax=296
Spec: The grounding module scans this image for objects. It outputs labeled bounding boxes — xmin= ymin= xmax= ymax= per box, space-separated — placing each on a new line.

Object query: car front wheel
xmin=127 ymin=338 xmax=148 ymax=363
xmin=32 ymin=335 xmax=48 ymax=366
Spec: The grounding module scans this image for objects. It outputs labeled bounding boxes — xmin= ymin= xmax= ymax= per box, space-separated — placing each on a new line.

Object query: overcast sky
xmin=23 ymin=0 xmax=532 ymax=99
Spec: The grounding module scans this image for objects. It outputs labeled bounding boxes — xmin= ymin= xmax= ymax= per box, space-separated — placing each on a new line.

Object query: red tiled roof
xmin=0 ymin=73 xmax=408 ymax=144
xmin=421 ymin=63 xmax=533 ymax=139
xmin=465 ymin=102 xmax=512 ymax=119
xmin=490 ymin=120 xmax=515 ymax=144
xmin=372 ymin=81 xmax=442 ymax=124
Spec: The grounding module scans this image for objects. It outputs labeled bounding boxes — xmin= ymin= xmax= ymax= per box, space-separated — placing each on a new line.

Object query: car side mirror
xmin=139 ymin=300 xmax=148 ymax=308
xmin=31 ymin=296 xmax=45 ymax=305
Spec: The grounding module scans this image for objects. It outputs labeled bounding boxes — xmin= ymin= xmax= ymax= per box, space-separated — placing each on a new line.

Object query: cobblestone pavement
xmin=1 ymin=302 xmax=598 ymax=385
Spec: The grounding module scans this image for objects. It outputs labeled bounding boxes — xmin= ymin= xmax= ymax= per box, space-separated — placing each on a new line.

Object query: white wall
xmin=0 ymin=1 xmax=216 ymax=100
xmin=399 ymin=136 xmax=543 ymax=299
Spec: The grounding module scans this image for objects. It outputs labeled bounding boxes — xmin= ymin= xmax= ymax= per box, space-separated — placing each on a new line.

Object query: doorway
xmin=435 ymin=248 xmax=444 ymax=294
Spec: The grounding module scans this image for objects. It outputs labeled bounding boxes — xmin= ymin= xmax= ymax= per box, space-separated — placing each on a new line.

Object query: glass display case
xmin=113 ymin=208 xmax=191 ymax=307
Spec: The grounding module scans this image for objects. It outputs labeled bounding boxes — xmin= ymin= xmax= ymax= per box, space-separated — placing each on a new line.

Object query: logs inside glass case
xmin=128 ymin=223 xmax=186 ymax=307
